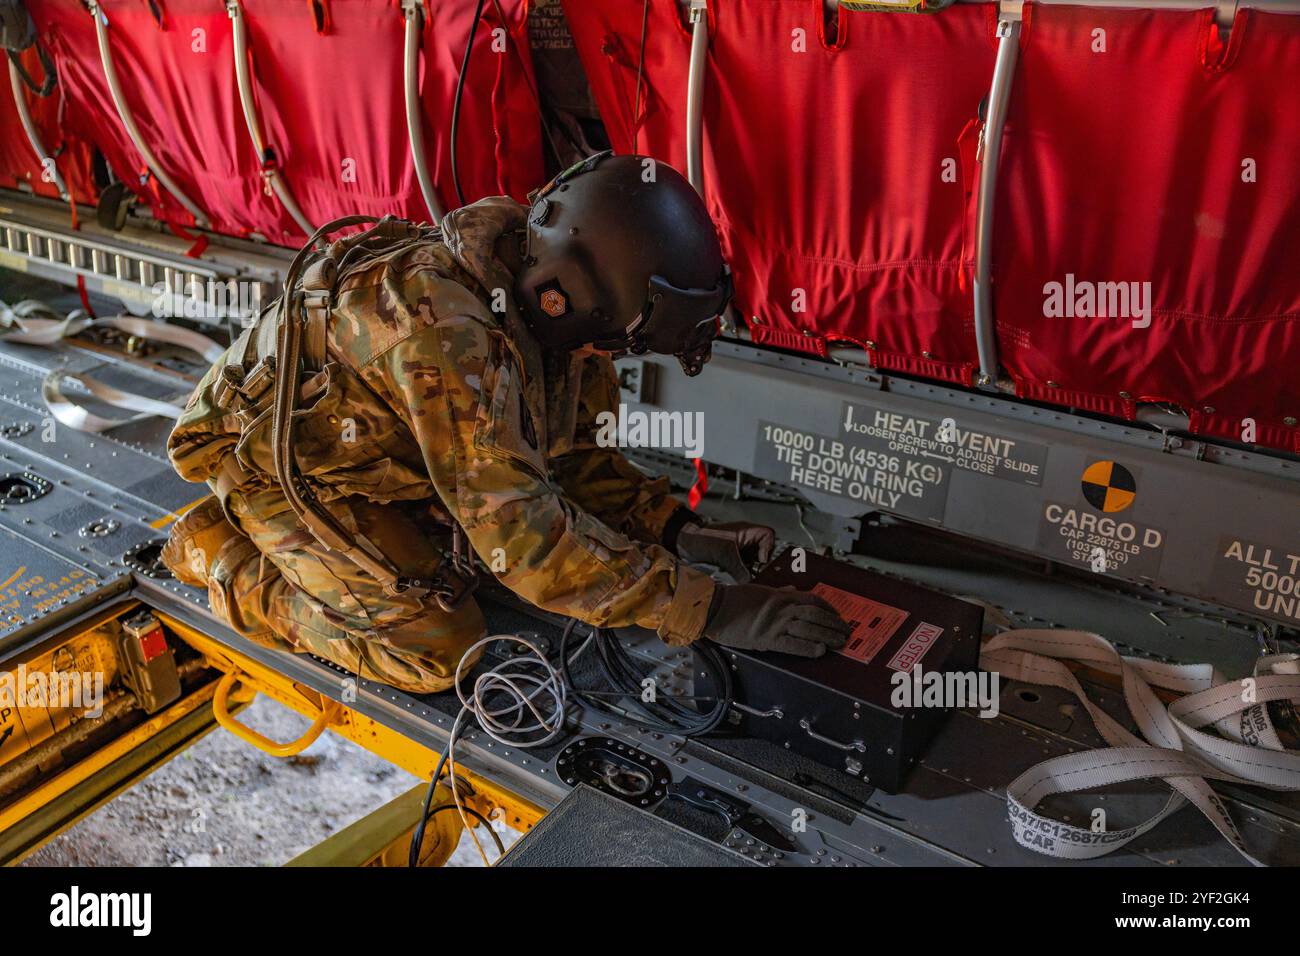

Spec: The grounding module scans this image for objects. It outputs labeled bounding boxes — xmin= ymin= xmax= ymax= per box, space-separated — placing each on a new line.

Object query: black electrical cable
xmin=631 ymin=0 xmax=650 ymax=154
xmin=408 ymin=783 xmax=507 ymax=867
xmin=7 ymin=43 xmax=57 ymax=98
xmin=407 ymin=747 xmax=509 ymax=867
xmin=450 ymin=0 xmax=488 ymax=208
xmin=559 ymin=619 xmax=733 ymax=737
xmin=408 ymin=749 xmax=451 ymax=868
xmin=431 ymin=804 xmax=507 ymax=856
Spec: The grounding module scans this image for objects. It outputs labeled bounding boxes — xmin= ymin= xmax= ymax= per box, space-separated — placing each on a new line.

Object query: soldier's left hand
xmin=675 ymin=521 xmax=776 ymax=583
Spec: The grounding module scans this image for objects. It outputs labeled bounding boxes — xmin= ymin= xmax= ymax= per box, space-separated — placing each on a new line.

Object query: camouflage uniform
xmin=164 ymin=198 xmax=715 ymax=693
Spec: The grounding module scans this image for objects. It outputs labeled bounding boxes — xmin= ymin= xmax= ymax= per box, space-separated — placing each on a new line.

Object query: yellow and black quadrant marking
xmin=1081 ymin=460 xmax=1136 ymax=513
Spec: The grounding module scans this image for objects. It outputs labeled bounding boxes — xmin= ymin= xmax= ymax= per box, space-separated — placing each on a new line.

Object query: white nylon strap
xmin=99 ymin=316 xmax=227 ymax=364
xmin=1 ymin=300 xmax=215 ymax=433
xmin=0 ymin=312 xmax=225 ymax=364
xmin=982 ymin=629 xmax=1300 ymax=866
xmin=42 ymin=369 xmax=187 ymax=433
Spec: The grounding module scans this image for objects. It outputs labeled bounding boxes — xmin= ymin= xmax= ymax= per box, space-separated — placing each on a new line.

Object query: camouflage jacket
xmin=167 ymin=198 xmax=716 ymax=676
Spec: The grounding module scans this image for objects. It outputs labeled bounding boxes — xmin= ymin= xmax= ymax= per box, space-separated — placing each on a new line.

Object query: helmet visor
xmin=639 ymin=271 xmax=732 ymax=375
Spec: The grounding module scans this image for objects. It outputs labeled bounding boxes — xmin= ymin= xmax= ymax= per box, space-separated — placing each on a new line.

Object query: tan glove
xmin=702 ymin=584 xmax=850 ymax=658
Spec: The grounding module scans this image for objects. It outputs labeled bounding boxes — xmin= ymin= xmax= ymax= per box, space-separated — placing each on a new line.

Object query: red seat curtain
xmin=0 ymin=43 xmax=100 ymax=205
xmin=567 ymin=0 xmax=997 ymax=384
xmin=420 ymin=0 xmax=544 ymax=204
xmin=14 ymin=0 xmax=544 ymax=245
xmin=995 ymin=4 xmax=1300 ymax=452
xmin=26 ymin=0 xmax=260 ymax=233
xmin=242 ymin=0 xmax=544 ymax=239
xmin=562 ymin=0 xmax=692 ymax=167
xmin=704 ymin=1 xmax=996 ymax=381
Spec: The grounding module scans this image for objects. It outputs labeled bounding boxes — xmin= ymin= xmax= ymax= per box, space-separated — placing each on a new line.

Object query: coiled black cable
xmin=408 ymin=622 xmax=732 ymax=865
xmin=559 ymin=619 xmax=733 ymax=737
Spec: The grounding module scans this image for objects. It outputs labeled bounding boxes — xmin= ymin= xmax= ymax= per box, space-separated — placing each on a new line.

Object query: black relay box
xmin=718 ymin=550 xmax=983 ymax=792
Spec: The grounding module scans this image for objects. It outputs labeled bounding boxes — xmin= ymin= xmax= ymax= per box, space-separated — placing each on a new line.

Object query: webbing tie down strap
xmin=3 ymin=315 xmax=226 ymax=363
xmin=0 ymin=300 xmax=226 ymax=363
xmin=0 ymin=299 xmax=223 ymax=432
xmin=981 ymin=629 xmax=1300 ymax=866
xmin=42 ymin=368 xmax=187 ymax=432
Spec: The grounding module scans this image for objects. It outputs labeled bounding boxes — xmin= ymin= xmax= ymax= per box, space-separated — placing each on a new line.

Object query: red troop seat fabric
xmin=563 ymin=0 xmax=692 ymax=169
xmin=241 ymin=0 xmax=543 ymax=240
xmin=0 ymin=44 xmax=99 ymax=205
xmin=28 ymin=0 xmax=279 ymax=236
xmin=995 ymin=4 xmax=1300 ymax=451
xmin=9 ymin=0 xmax=543 ymax=245
xmin=568 ymin=0 xmax=998 ymax=384
xmin=704 ymin=0 xmax=997 ymax=382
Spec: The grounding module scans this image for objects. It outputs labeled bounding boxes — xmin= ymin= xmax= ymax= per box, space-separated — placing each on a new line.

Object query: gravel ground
xmin=20 ymin=694 xmax=516 ymax=868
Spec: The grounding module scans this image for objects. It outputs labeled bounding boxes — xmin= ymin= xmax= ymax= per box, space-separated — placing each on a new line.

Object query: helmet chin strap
xmin=586 ymin=310 xmax=648 ymax=354
xmin=587 ymin=304 xmax=716 ymax=373
xmin=561 ymin=334 xmax=706 ymax=376
xmin=499 ymin=229 xmax=529 ymax=279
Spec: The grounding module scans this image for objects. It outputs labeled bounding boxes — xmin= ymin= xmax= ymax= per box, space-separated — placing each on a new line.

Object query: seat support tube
xmin=227 ymin=0 xmax=317 ymax=237
xmin=7 ymin=59 xmax=69 ymax=202
xmin=972 ymin=17 xmax=1020 ymax=387
xmin=87 ymin=1 xmax=210 ymax=229
xmin=403 ymin=0 xmax=445 ymax=224
xmin=685 ymin=0 xmax=709 ymax=192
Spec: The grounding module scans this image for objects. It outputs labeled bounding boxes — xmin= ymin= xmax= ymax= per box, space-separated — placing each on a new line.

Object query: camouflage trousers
xmin=162 ymin=496 xmax=484 ymax=694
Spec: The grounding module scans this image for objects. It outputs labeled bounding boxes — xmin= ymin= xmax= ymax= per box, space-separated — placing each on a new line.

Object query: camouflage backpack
xmin=208 ymin=214 xmax=479 ymax=611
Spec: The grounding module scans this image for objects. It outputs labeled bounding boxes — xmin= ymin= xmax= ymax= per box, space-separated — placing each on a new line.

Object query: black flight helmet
xmin=514 ymin=152 xmax=731 ymax=376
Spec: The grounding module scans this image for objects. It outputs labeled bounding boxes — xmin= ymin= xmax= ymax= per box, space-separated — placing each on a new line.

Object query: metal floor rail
xmin=0 ymin=191 xmax=286 ymax=325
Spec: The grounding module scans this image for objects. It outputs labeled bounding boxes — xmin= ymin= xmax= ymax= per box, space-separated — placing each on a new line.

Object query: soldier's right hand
xmin=702 ymin=584 xmax=851 ymax=658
